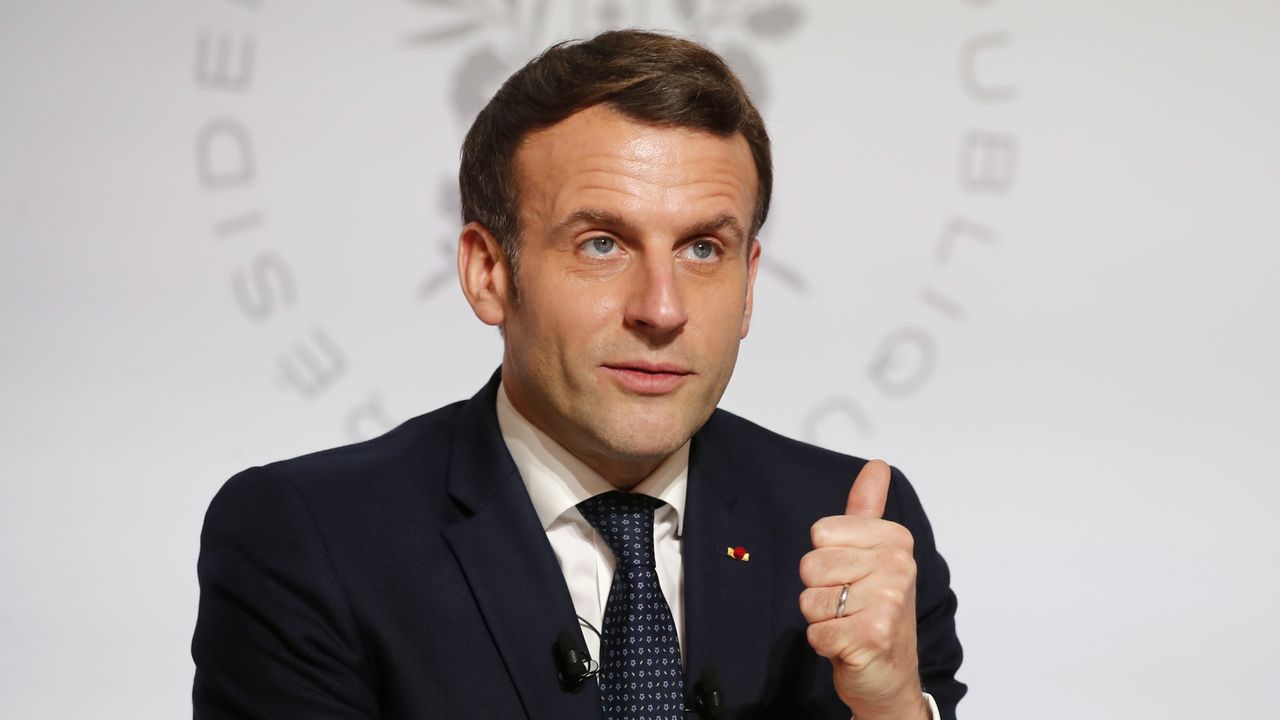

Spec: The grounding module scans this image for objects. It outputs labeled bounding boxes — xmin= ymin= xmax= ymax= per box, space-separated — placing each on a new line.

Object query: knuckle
xmin=798 ymin=588 xmax=821 ymax=618
xmin=868 ymin=618 xmax=894 ymax=650
xmin=798 ymin=552 xmax=821 ymax=583
xmin=888 ymin=522 xmax=914 ymax=549
xmin=810 ymin=518 xmax=833 ymax=547
xmin=840 ymin=645 xmax=874 ymax=673
xmin=879 ymin=586 xmax=906 ymax=610
xmin=805 ymin=622 xmax=828 ymax=654
xmin=890 ymin=548 xmax=916 ymax=574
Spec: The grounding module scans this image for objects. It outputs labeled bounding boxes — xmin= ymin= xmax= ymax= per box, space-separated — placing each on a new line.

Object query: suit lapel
xmin=682 ymin=411 xmax=773 ymax=710
xmin=441 ymin=374 xmax=602 ymax=720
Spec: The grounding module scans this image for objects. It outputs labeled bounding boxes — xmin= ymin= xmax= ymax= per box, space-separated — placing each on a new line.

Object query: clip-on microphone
xmin=690 ymin=667 xmax=724 ymax=719
xmin=554 ymin=631 xmax=599 ymax=689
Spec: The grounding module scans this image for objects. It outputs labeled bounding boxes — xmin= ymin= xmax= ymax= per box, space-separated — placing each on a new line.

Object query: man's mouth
xmin=601 ymin=363 xmax=693 ymax=394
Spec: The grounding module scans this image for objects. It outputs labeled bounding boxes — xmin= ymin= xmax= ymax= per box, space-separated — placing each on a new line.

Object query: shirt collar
xmin=495 ymin=381 xmax=688 ymax=534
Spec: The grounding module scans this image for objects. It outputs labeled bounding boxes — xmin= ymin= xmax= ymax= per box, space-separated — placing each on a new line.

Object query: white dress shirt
xmin=495 ymin=383 xmax=941 ymax=720
xmin=496 ymin=383 xmax=688 ymax=662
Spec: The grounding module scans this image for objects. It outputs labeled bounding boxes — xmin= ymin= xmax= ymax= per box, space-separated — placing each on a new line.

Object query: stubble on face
xmin=497 ymin=105 xmax=761 ymax=488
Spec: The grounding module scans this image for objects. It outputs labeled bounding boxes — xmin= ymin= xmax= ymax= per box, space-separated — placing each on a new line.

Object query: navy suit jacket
xmin=193 ymin=373 xmax=965 ymax=718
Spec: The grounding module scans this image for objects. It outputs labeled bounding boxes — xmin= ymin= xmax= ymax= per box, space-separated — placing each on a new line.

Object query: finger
xmin=799 ymin=583 xmax=865 ymax=624
xmin=810 ymin=515 xmax=913 ymax=551
xmin=806 ymin=610 xmax=894 ymax=664
xmin=800 ymin=545 xmax=915 ymax=591
xmin=798 ymin=546 xmax=876 ymax=588
xmin=805 ymin=587 xmax=914 ymax=660
xmin=845 ymin=459 xmax=891 ymax=519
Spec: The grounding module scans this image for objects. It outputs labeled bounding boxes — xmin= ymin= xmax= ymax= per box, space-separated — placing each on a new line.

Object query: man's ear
xmin=457 ymin=221 xmax=513 ymax=326
xmin=740 ymin=237 xmax=762 ymax=339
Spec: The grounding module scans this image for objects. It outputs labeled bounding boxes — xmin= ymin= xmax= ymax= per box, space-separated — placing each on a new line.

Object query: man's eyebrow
xmin=553 ymin=208 xmax=632 ymax=234
xmin=685 ymin=213 xmax=747 ymax=244
xmin=554 ymin=209 xmax=747 ymax=243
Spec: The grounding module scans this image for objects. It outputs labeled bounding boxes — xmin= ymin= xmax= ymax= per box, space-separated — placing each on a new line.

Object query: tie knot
xmin=577 ymin=491 xmax=663 ymax=567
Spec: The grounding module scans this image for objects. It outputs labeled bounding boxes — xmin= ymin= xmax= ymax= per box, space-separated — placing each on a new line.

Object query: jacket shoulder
xmin=267 ymin=399 xmax=466 ymax=480
xmin=206 ymin=398 xmax=471 ymax=532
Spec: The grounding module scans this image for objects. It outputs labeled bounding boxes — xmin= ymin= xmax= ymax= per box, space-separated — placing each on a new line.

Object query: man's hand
xmin=800 ymin=460 xmax=929 ymax=720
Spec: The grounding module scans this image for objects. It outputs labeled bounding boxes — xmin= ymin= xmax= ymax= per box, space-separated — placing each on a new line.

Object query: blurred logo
xmin=190 ymin=1 xmax=1021 ymax=454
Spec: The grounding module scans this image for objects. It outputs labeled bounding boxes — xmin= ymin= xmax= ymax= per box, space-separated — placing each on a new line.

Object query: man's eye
xmin=681 ymin=240 xmax=719 ymax=261
xmin=584 ymin=236 xmax=617 ymax=255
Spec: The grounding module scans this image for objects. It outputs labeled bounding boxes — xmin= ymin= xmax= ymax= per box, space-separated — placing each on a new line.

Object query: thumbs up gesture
xmin=800 ymin=460 xmax=930 ymax=720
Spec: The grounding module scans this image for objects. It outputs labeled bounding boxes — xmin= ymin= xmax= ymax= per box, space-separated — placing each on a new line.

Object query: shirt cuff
xmin=847 ymin=693 xmax=939 ymax=720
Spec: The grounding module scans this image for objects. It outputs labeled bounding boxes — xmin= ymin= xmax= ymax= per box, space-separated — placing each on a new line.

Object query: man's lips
xmin=604 ymin=362 xmax=693 ymax=375
xmin=601 ymin=363 xmax=693 ymax=394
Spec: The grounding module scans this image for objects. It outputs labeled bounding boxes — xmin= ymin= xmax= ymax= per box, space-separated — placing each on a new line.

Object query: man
xmin=193 ymin=30 xmax=964 ymax=719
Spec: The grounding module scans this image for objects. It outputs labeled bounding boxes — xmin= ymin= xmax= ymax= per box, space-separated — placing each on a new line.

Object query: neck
xmin=579 ymin=454 xmax=664 ymax=491
xmin=500 ymin=380 xmax=671 ymax=491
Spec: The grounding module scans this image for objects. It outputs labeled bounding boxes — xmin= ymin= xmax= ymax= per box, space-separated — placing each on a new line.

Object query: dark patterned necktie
xmin=577 ymin=491 xmax=685 ymax=719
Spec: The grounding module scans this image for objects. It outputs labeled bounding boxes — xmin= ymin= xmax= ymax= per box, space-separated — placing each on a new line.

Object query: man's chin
xmin=595 ymin=412 xmax=705 ymax=461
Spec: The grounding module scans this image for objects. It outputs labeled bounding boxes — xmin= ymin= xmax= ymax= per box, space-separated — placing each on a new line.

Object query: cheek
xmin=696 ymin=289 xmax=750 ymax=345
xmin=524 ymin=284 xmax=617 ymax=352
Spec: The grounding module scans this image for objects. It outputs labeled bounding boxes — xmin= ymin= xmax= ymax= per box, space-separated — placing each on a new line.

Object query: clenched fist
xmin=800 ymin=460 xmax=930 ymax=720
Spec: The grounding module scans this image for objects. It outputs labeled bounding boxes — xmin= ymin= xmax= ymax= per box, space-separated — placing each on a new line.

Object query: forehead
xmin=513 ymin=104 xmax=757 ymax=226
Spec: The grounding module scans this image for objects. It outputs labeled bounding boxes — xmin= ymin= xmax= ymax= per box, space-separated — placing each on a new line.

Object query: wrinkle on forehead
xmin=515 ymin=105 xmax=756 ymax=233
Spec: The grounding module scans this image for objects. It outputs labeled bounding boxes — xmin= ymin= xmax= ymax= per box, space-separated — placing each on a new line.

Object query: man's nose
xmin=623 ymin=255 xmax=688 ymax=338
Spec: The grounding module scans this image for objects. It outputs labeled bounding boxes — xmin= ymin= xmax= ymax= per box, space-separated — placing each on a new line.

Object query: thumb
xmin=845 ymin=459 xmax=891 ymax=518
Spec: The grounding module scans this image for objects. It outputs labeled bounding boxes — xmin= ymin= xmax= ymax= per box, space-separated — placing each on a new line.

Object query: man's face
xmin=489 ymin=104 xmax=761 ymax=486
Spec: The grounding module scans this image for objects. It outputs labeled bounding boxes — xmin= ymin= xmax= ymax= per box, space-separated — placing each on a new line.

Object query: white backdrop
xmin=3 ymin=1 xmax=1278 ymax=717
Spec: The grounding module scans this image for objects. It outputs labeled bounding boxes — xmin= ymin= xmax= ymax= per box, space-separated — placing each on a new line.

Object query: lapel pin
xmin=726 ymin=545 xmax=750 ymax=562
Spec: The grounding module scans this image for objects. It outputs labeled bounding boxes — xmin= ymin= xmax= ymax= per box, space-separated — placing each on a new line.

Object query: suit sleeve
xmin=888 ymin=466 xmax=967 ymax=720
xmin=192 ymin=467 xmax=380 ymax=719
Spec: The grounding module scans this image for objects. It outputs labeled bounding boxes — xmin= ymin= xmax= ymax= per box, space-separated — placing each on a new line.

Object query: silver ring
xmin=835 ymin=583 xmax=850 ymax=619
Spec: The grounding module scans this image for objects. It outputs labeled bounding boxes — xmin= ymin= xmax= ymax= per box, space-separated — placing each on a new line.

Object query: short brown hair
xmin=459 ymin=29 xmax=773 ymax=272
